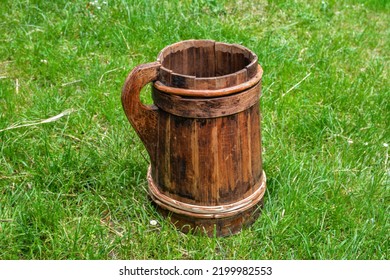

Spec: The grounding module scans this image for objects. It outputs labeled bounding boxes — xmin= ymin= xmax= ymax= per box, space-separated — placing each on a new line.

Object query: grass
xmin=0 ymin=0 xmax=389 ymax=259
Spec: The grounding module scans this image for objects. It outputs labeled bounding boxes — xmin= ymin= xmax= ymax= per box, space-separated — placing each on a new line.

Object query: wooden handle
xmin=121 ymin=62 xmax=160 ymax=163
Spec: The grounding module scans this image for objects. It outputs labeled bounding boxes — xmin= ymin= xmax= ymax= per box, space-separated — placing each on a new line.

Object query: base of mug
xmin=147 ymin=166 xmax=266 ymax=237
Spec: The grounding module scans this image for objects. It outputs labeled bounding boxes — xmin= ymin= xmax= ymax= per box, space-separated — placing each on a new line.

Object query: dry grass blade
xmin=282 ymin=72 xmax=311 ymax=97
xmin=98 ymin=67 xmax=124 ymax=86
xmin=0 ymin=109 xmax=75 ymax=132
xmin=61 ymin=79 xmax=82 ymax=87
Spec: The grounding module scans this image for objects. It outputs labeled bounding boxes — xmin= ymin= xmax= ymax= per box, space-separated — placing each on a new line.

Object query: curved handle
xmin=121 ymin=61 xmax=161 ymax=163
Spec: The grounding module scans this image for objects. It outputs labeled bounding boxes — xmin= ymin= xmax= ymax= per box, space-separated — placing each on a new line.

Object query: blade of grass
xmin=0 ymin=109 xmax=75 ymax=132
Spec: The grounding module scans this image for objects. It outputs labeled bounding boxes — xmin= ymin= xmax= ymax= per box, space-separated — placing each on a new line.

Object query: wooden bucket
xmin=122 ymin=40 xmax=266 ymax=237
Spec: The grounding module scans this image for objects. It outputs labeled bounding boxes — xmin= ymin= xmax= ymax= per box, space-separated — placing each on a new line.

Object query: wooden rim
xmin=155 ymin=39 xmax=262 ymax=96
xmin=152 ymin=81 xmax=261 ymax=118
xmin=147 ymin=166 xmax=266 ymax=219
xmin=154 ymin=64 xmax=263 ymax=97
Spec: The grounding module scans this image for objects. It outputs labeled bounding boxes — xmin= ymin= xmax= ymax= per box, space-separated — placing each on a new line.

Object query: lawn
xmin=0 ymin=0 xmax=389 ymax=259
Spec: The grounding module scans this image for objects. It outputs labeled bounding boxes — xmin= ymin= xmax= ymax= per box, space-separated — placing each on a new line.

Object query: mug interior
xmin=156 ymin=40 xmax=258 ymax=90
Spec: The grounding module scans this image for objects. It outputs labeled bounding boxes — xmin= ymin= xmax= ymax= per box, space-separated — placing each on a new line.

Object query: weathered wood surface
xmin=121 ymin=62 xmax=160 ymax=163
xmin=154 ymin=196 xmax=264 ymax=237
xmin=154 ymin=68 xmax=262 ymax=97
xmin=152 ymin=80 xmax=262 ymax=118
xmin=122 ymin=40 xmax=266 ymax=236
xmin=157 ymin=39 xmax=259 ymax=93
xmin=149 ymin=101 xmax=264 ymax=204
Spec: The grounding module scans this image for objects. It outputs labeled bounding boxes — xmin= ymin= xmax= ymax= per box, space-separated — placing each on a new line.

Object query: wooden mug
xmin=122 ymin=40 xmax=266 ymax=236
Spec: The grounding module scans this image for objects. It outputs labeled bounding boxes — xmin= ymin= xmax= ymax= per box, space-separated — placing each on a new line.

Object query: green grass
xmin=0 ymin=0 xmax=389 ymax=259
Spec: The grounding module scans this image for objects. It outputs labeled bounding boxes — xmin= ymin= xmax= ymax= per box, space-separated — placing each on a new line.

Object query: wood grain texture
xmin=121 ymin=62 xmax=160 ymax=163
xmin=151 ymin=81 xmax=261 ymax=118
xmin=150 ymin=99 xmax=264 ymax=209
xmin=123 ymin=40 xmax=266 ymax=236
xmin=157 ymin=40 xmax=258 ymax=92
xmin=154 ymin=64 xmax=263 ymax=97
